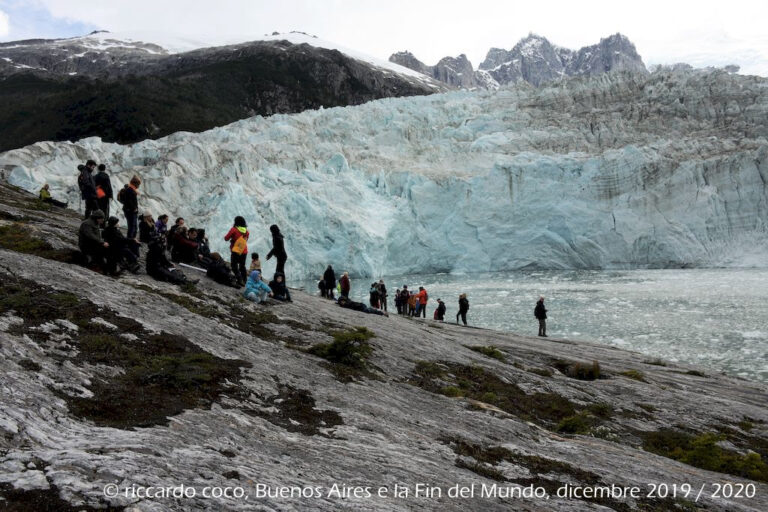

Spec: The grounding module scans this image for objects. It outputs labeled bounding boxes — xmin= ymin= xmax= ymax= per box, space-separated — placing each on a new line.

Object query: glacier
xmin=2 ymin=69 xmax=768 ymax=279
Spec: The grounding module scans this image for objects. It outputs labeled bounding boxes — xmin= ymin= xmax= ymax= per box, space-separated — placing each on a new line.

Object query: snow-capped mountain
xmin=4 ymin=68 xmax=767 ymax=279
xmin=0 ymin=31 xmax=445 ymax=151
xmin=392 ymin=33 xmax=647 ymax=89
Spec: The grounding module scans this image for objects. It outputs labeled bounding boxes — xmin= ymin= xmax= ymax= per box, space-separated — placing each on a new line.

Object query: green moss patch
xmin=0 ymin=223 xmax=77 ymax=262
xmin=552 ymin=359 xmax=603 ymax=380
xmin=2 ymin=274 xmax=250 ymax=429
xmin=620 ymin=369 xmax=647 ymax=382
xmin=465 ymin=345 xmax=506 ymax=362
xmin=412 ymin=361 xmax=576 ymax=426
xmin=306 ymin=327 xmax=376 ymax=382
xmin=641 ymin=429 xmax=768 ymax=483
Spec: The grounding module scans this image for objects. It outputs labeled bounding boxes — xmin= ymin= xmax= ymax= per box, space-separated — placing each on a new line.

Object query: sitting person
xmin=78 ymin=209 xmax=118 ymax=275
xmin=243 ymin=270 xmax=273 ymax=304
xmin=102 ymin=216 xmax=141 ymax=274
xmin=170 ymin=226 xmax=199 ymax=264
xmin=268 ymin=272 xmax=292 ymax=302
xmin=154 ymin=214 xmax=169 ymax=237
xmin=337 ymin=296 xmax=387 ymax=316
xmin=39 ymin=184 xmax=67 ymax=208
xmin=146 ymin=237 xmax=193 ymax=285
xmin=195 ymin=229 xmax=213 ymax=268
xmin=206 ymin=252 xmax=239 ymax=287
xmin=138 ymin=213 xmax=157 ymax=243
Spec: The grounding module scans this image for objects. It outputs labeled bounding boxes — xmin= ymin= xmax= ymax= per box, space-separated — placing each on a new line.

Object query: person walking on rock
xmin=94 ymin=164 xmax=113 ymax=219
xmin=225 ymin=216 xmax=249 ymax=286
xmin=78 ymin=161 xmax=98 ymax=219
xmin=456 ymin=293 xmax=469 ymax=326
xmin=535 ymin=296 xmax=548 ymax=337
xmin=117 ymin=175 xmax=141 ymax=239
xmin=323 ymin=265 xmax=336 ymax=299
xmin=266 ymin=224 xmax=287 ymax=274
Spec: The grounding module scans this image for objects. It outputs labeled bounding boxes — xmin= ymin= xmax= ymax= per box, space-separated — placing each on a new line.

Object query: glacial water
xmin=299 ymin=269 xmax=768 ymax=383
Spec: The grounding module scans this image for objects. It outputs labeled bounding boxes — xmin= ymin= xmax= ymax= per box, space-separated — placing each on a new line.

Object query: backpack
xmin=96 ymin=186 xmax=106 ymax=199
xmin=116 ymin=186 xmax=126 ymax=204
xmin=232 ymin=235 xmax=247 ymax=255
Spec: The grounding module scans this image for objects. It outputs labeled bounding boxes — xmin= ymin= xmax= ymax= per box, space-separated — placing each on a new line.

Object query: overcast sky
xmin=1 ymin=0 xmax=767 ymax=75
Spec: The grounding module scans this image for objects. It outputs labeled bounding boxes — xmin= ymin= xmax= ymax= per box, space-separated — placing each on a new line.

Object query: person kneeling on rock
xmin=146 ymin=236 xmax=195 ymax=286
xmin=337 ymin=296 xmax=388 ymax=317
xmin=244 ymin=270 xmax=273 ymax=304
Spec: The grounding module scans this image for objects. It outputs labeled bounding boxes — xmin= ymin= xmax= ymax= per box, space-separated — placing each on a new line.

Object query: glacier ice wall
xmin=2 ymin=69 xmax=768 ymax=279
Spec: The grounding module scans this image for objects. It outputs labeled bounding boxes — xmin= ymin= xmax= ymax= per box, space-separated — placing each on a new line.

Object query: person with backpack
xmin=206 ymin=252 xmax=239 ymax=287
xmin=77 ymin=161 xmax=98 ymax=219
xmin=323 ymin=265 xmax=336 ymax=300
xmin=416 ymin=286 xmax=428 ymax=318
xmin=339 ymin=271 xmax=350 ymax=298
xmin=535 ymin=296 xmax=548 ymax=337
xmin=244 ymin=270 xmax=273 ymax=304
xmin=224 ymin=216 xmax=249 ymax=286
xmin=102 ymin=216 xmax=141 ymax=274
xmin=117 ymin=175 xmax=141 ymax=239
xmin=457 ymin=293 xmax=470 ymax=326
xmin=93 ymin=164 xmax=113 ymax=219
xmin=38 ymin=184 xmax=67 ymax=208
xmin=434 ymin=299 xmax=446 ymax=322
xmin=266 ymin=224 xmax=288 ymax=274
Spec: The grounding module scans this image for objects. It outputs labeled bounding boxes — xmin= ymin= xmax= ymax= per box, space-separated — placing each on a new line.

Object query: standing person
xmin=535 ymin=296 xmax=548 ymax=337
xmin=249 ymin=253 xmax=262 ymax=272
xmin=394 ymin=288 xmax=402 ymax=314
xmin=339 ymin=271 xmax=351 ymax=298
xmin=38 ymin=184 xmax=67 ymax=208
xmin=435 ymin=299 xmax=446 ymax=322
xmin=417 ymin=286 xmax=428 ymax=318
xmin=138 ymin=213 xmax=156 ymax=243
xmin=155 ymin=214 xmax=170 ymax=237
xmin=318 ymin=277 xmax=327 ymax=298
xmin=399 ymin=286 xmax=410 ymax=315
xmin=369 ymin=283 xmax=380 ymax=309
xmin=378 ymin=279 xmax=388 ymax=312
xmin=224 ymin=216 xmax=249 ymax=286
xmin=93 ymin=164 xmax=113 ymax=219
xmin=266 ymin=224 xmax=287 ymax=274
xmin=117 ymin=175 xmax=141 ymax=239
xmin=78 ymin=161 xmax=98 ymax=219
xmin=323 ymin=265 xmax=336 ymax=300
xmin=456 ymin=293 xmax=469 ymax=326
xmin=408 ymin=291 xmax=418 ymax=317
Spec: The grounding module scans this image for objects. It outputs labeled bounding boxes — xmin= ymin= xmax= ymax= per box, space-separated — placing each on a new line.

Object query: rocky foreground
xmin=0 ymin=179 xmax=767 ymax=511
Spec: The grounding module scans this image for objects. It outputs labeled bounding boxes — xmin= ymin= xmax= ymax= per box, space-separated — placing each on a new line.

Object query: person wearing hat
xmin=77 ymin=209 xmax=118 ymax=275
xmin=243 ymin=270 xmax=273 ymax=304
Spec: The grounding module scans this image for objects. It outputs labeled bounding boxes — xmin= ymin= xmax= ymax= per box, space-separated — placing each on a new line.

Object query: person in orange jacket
xmin=416 ymin=286 xmax=428 ymax=318
xmin=224 ymin=216 xmax=249 ymax=286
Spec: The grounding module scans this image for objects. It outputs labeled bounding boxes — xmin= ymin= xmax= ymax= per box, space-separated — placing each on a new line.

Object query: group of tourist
xmin=56 ymin=160 xmax=550 ymax=335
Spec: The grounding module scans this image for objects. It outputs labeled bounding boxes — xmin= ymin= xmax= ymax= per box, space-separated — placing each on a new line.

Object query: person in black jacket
xmin=93 ymin=164 xmax=113 ymax=219
xmin=266 ymin=224 xmax=287 ymax=274
xmin=268 ymin=272 xmax=292 ymax=302
xmin=456 ymin=293 xmax=469 ymax=326
xmin=337 ymin=296 xmax=387 ymax=316
xmin=435 ymin=299 xmax=446 ymax=322
xmin=78 ymin=161 xmax=98 ymax=219
xmin=78 ymin=209 xmax=115 ymax=273
xmin=323 ymin=265 xmax=336 ymax=299
xmin=118 ymin=175 xmax=141 ymax=239
xmin=138 ymin=213 xmax=157 ymax=243
xmin=206 ymin=252 xmax=238 ymax=287
xmin=378 ymin=279 xmax=388 ymax=311
xmin=534 ymin=296 xmax=548 ymax=337
xmin=102 ymin=216 xmax=140 ymax=274
xmin=146 ymin=237 xmax=193 ymax=285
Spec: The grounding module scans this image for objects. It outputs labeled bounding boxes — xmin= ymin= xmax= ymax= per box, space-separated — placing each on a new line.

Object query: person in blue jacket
xmin=244 ymin=270 xmax=273 ymax=304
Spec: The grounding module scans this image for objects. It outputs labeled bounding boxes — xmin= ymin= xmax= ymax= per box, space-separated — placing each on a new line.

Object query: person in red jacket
xmin=339 ymin=271 xmax=351 ymax=298
xmin=224 ymin=216 xmax=249 ymax=287
xmin=416 ymin=286 xmax=428 ymax=318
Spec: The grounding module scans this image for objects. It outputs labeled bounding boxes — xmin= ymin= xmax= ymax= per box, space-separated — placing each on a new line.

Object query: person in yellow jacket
xmin=39 ymin=184 xmax=67 ymax=208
